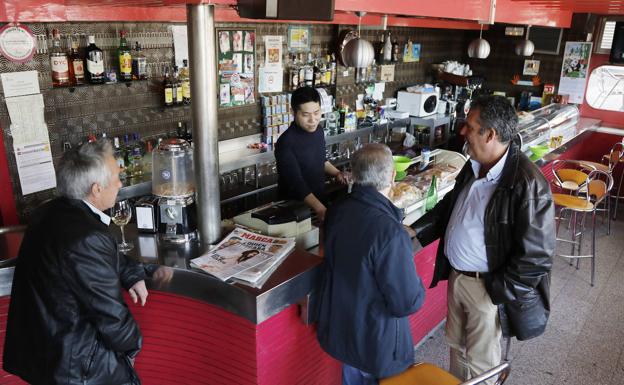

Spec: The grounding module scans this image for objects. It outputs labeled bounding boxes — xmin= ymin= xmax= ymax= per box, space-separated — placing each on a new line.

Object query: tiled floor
xmin=413 ymin=210 xmax=624 ymax=385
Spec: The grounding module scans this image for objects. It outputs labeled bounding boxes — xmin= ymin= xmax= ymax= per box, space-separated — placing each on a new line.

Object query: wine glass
xmin=111 ymin=200 xmax=133 ymax=252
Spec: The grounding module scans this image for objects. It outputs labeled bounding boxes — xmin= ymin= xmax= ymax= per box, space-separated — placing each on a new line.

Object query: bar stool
xmin=601 ymin=142 xmax=624 ymax=220
xmin=553 ymin=168 xmax=613 ymax=286
xmin=379 ymin=362 xmax=510 ymax=385
xmin=577 ymin=143 xmax=624 ymax=233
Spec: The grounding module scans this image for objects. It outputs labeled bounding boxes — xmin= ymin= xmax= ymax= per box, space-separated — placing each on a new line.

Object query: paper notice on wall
xmin=258 ymin=66 xmax=283 ymax=93
xmin=6 ymin=93 xmax=56 ymax=195
xmin=1 ymin=71 xmax=40 ymax=97
xmin=172 ymin=25 xmax=189 ymax=69
xmin=264 ymin=36 xmax=283 ymax=68
xmin=14 ymin=141 xmax=56 ymax=195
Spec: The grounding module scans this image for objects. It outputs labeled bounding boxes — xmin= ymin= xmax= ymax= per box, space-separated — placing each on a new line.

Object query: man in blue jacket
xmin=317 ymin=143 xmax=426 ymax=385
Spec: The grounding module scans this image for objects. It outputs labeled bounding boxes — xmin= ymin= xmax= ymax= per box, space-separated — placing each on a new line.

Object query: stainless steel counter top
xmin=0 ymin=116 xmax=601 ymax=325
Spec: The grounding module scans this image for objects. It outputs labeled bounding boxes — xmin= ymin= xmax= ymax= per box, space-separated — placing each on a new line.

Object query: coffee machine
xmin=152 ymin=138 xmax=197 ymax=243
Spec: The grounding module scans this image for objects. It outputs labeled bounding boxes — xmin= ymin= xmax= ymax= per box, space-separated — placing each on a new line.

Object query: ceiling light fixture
xmin=515 ymin=25 xmax=535 ymax=56
xmin=468 ymin=23 xmax=491 ymax=59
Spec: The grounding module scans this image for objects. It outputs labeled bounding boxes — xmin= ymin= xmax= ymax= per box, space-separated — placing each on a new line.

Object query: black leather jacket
xmin=412 ymin=143 xmax=554 ymax=311
xmin=3 ymin=198 xmax=146 ymax=385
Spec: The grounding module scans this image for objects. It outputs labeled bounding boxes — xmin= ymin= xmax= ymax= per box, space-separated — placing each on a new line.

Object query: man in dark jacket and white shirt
xmin=410 ymin=96 xmax=554 ymax=384
xmin=3 ymin=140 xmax=148 ymax=385
xmin=317 ymin=143 xmax=426 ymax=385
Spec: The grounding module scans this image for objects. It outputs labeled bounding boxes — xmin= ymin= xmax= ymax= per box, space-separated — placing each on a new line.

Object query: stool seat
xmin=380 ymin=363 xmax=461 ymax=385
xmin=579 ymin=160 xmax=610 ymax=173
xmin=553 ymin=193 xmax=594 ymax=211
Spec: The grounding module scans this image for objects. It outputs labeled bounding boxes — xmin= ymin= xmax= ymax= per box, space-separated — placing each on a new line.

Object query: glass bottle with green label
xmin=117 ymin=31 xmax=132 ymax=82
xmin=425 ymin=175 xmax=438 ymax=212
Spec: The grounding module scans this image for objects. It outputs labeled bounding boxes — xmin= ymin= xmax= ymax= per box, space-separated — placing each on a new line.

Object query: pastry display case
xmin=516 ymin=104 xmax=580 ymax=154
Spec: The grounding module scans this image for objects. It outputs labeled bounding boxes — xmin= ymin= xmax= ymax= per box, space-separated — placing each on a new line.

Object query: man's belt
xmin=453 ymin=268 xmax=486 ymax=279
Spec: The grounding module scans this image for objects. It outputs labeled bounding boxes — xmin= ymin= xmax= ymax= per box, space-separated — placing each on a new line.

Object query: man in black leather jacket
xmin=3 ymin=140 xmax=148 ymax=385
xmin=409 ymin=96 xmax=555 ymax=383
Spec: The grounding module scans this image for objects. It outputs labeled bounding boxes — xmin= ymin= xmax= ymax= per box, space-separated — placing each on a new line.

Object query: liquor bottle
xmin=376 ymin=33 xmax=385 ymax=63
xmin=163 ymin=67 xmax=174 ymax=107
xmin=85 ymin=35 xmax=105 ymax=84
xmin=129 ymin=133 xmax=144 ymax=177
xmin=304 ymin=54 xmax=314 ymax=88
xmin=329 ymin=54 xmax=337 ymax=85
xmin=425 ymin=175 xmax=438 ymax=212
xmin=180 ymin=59 xmax=191 ymax=104
xmin=313 ymin=56 xmax=321 ymax=87
xmin=173 ymin=66 xmax=183 ymax=105
xmin=383 ymin=32 xmax=393 ymax=63
xmin=392 ymin=37 xmax=400 ymax=62
xmin=113 ymin=136 xmax=127 ymax=179
xmin=288 ymin=54 xmax=299 ymax=91
xmin=68 ymin=35 xmax=85 ymax=85
xmin=50 ymin=29 xmax=70 ymax=87
xmin=142 ymin=139 xmax=154 ymax=175
xmin=131 ymin=42 xmax=147 ymax=80
xmin=176 ymin=121 xmax=185 ymax=138
xmin=117 ymin=31 xmax=132 ymax=82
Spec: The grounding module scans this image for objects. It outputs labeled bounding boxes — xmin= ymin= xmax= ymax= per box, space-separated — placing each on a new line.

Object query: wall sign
xmin=217 ymin=28 xmax=256 ymax=107
xmin=0 ymin=24 xmax=36 ymax=64
xmin=287 ymin=26 xmax=310 ymax=52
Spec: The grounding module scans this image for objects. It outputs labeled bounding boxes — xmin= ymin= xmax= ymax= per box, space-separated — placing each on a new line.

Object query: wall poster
xmin=558 ymin=41 xmax=592 ymax=104
xmin=287 ymin=25 xmax=311 ymax=52
xmin=217 ymin=28 xmax=256 ymax=107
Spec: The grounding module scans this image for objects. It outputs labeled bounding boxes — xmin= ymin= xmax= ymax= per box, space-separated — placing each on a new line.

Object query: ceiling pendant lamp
xmin=341 ymin=11 xmax=375 ymax=68
xmin=467 ymin=23 xmax=491 ymax=59
xmin=515 ymin=25 xmax=535 ymax=56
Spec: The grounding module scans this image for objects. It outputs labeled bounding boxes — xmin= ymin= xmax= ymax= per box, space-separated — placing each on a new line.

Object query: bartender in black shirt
xmin=275 ymin=87 xmax=349 ymax=221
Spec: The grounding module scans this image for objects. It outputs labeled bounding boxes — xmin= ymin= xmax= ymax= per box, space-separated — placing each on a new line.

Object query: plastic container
xmin=152 ymin=138 xmax=195 ymax=198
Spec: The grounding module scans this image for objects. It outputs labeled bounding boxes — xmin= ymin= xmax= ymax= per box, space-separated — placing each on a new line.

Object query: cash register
xmin=233 ymin=201 xmax=319 ymax=249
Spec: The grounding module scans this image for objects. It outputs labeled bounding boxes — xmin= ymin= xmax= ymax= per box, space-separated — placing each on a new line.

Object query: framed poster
xmin=287 ymin=25 xmax=311 ymax=52
xmin=523 ymin=60 xmax=540 ymax=76
xmin=559 ymin=41 xmax=592 ymax=104
xmin=217 ymin=28 xmax=256 ymax=107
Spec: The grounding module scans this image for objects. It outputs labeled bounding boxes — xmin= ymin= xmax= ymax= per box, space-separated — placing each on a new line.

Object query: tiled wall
xmin=1 ymin=21 xmax=470 ymax=222
xmin=467 ymin=24 xmax=585 ymax=102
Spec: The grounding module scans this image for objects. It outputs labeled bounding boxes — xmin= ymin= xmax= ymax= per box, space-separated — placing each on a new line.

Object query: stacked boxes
xmin=261 ymin=93 xmax=293 ymax=147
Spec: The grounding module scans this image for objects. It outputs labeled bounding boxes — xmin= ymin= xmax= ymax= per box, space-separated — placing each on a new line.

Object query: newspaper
xmin=190 ymin=227 xmax=295 ymax=283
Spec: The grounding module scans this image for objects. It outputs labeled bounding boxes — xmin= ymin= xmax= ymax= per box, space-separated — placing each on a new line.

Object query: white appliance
xmin=397 ymin=90 xmax=439 ymax=117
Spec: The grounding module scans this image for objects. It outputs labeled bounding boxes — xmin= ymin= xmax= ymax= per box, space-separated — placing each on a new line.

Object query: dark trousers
xmin=342 ymin=364 xmax=378 ymax=385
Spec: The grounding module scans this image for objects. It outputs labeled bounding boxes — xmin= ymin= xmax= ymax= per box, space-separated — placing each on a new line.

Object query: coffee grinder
xmin=152 ymin=138 xmax=197 ymax=243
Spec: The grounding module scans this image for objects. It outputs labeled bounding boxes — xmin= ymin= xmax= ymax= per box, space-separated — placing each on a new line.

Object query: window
xmin=595 ymin=17 xmax=624 ymax=54
xmin=585 ymin=65 xmax=624 ymax=112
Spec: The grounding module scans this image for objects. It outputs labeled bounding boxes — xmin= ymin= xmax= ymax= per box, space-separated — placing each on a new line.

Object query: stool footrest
xmin=556 ymin=253 xmax=593 ymax=259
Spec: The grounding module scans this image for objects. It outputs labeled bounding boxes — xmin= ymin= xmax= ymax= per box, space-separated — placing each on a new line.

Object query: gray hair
xmin=470 ymin=95 xmax=518 ymax=144
xmin=352 ymin=143 xmax=394 ymax=191
xmin=56 ymin=139 xmax=114 ymax=200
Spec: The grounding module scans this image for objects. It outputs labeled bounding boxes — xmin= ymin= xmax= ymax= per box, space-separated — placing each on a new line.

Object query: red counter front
xmin=0 ymin=240 xmax=447 ymax=385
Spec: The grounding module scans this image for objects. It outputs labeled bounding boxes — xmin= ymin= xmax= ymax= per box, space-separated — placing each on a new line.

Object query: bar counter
xmin=0 ymin=116 xmax=608 ymax=385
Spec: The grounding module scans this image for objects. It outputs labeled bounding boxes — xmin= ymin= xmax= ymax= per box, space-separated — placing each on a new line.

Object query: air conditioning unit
xmin=237 ymin=0 xmax=334 ymax=21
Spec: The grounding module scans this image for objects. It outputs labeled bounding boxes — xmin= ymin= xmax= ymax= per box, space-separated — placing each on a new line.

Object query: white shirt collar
xmin=469 ymin=145 xmax=510 ymax=182
xmin=82 ymin=199 xmax=111 ymax=226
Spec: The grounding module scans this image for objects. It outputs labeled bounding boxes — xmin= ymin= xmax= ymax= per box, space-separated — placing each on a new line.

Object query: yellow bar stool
xmin=379 ymin=362 xmax=510 ymax=385
xmin=553 ymin=168 xmax=613 ymax=286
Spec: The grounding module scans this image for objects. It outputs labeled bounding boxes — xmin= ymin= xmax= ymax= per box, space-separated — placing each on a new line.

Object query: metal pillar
xmin=187 ymin=4 xmax=221 ymax=246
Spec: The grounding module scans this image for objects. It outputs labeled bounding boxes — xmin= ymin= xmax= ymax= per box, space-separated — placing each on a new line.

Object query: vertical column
xmin=187 ymin=4 xmax=221 ymax=246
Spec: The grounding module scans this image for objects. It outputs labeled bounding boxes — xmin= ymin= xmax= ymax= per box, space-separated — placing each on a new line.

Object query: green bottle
xmin=425 ymin=175 xmax=438 ymax=212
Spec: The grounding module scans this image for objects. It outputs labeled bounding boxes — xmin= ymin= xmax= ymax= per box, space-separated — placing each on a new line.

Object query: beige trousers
xmin=445 ymin=270 xmax=501 ymax=384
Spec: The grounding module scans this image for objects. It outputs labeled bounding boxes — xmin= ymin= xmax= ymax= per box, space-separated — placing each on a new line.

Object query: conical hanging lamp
xmin=515 ymin=25 xmax=535 ymax=56
xmin=342 ymin=11 xmax=375 ymax=68
xmin=467 ymin=23 xmax=491 ymax=59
